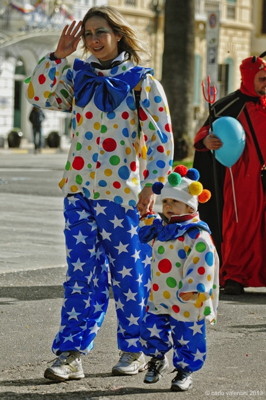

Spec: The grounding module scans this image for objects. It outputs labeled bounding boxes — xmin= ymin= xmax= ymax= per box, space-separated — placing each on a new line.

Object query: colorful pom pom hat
xmin=152 ymin=165 xmax=211 ymax=211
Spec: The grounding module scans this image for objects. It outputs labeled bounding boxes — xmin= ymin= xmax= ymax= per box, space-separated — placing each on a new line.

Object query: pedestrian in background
xmin=25 ymin=6 xmax=173 ymax=381
xmin=29 ymin=106 xmax=45 ymax=153
xmin=139 ymin=165 xmax=219 ymax=392
xmin=194 ymin=54 xmax=266 ymax=295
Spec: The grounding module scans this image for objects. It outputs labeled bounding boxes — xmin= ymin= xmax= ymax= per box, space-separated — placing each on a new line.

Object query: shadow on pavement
xmin=219 ymin=290 xmax=266 ymax=305
xmin=0 ymin=285 xmax=63 ymax=303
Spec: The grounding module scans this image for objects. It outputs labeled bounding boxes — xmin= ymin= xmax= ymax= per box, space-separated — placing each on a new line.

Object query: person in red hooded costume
xmin=193 ymin=54 xmax=266 ymax=295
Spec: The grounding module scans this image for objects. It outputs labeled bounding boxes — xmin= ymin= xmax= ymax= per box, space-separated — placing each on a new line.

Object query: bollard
xmin=7 ymin=129 xmax=23 ymax=148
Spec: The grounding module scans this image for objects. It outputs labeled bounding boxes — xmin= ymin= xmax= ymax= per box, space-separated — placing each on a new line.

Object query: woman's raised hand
xmin=54 ymin=21 xmax=83 ymax=59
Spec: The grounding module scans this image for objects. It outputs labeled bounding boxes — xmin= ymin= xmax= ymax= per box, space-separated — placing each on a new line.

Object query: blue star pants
xmin=140 ymin=312 xmax=207 ymax=372
xmin=52 ymin=193 xmax=151 ymax=355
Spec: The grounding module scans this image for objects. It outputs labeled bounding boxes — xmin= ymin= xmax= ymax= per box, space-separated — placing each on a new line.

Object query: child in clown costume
xmin=139 ymin=165 xmax=219 ymax=391
xmin=25 ymin=6 xmax=173 ymax=381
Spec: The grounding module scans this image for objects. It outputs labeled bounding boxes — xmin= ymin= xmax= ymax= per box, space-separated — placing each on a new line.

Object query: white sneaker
xmin=44 ymin=351 xmax=85 ymax=382
xmin=171 ymin=368 xmax=193 ymax=391
xmin=144 ymin=356 xmax=169 ymax=383
xmin=112 ymin=351 xmax=146 ymax=375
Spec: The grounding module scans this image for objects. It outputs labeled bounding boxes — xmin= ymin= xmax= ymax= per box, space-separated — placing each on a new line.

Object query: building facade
xmin=0 ymin=0 xmax=264 ymax=147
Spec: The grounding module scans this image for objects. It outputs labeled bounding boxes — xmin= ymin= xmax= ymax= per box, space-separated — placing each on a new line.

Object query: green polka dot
xmin=203 ymin=306 xmax=211 ymax=316
xmin=101 ymin=125 xmax=107 ymax=133
xmin=152 ymin=169 xmax=158 ymax=175
xmin=149 ymin=122 xmax=156 ymax=130
xmin=65 ymin=161 xmax=71 ymax=171
xmin=94 ymin=192 xmax=100 ymax=199
xmin=166 ymin=277 xmax=177 ymax=288
xmin=120 ymin=140 xmax=125 ymax=145
xmin=178 ymin=281 xmax=183 ymax=289
xmin=195 ymin=241 xmax=207 ymax=252
xmin=87 ymin=163 xmax=92 ymax=168
xmin=60 ymin=89 xmax=69 ymax=99
xmin=110 ymin=155 xmax=120 ymax=166
xmin=175 ymin=262 xmax=181 ymax=268
xmin=24 ymin=77 xmax=31 ymax=83
xmin=75 ymin=175 xmax=82 ymax=184
xmin=213 ymin=284 xmax=217 ymax=289
xmin=75 ymin=131 xmax=79 ymax=136
xmin=122 ymin=65 xmax=127 ymax=71
xmin=76 ymin=142 xmax=82 ymax=151
xmin=158 ymin=246 xmax=165 ymax=254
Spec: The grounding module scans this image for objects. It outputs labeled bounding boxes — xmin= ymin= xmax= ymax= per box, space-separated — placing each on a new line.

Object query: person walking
xmin=194 ymin=54 xmax=266 ymax=295
xmin=29 ymin=106 xmax=45 ymax=153
xmin=25 ymin=6 xmax=173 ymax=381
xmin=138 ymin=165 xmax=219 ymax=391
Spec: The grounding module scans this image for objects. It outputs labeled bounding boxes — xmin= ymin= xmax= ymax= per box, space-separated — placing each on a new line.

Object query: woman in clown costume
xmin=25 ymin=6 xmax=173 ymax=381
xmin=139 ymin=166 xmax=219 ymax=392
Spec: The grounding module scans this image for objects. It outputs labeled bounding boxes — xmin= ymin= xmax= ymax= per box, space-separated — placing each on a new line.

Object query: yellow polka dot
xmin=153 ymin=115 xmax=159 ymax=122
xmin=106 ymin=190 xmax=111 ymax=195
xmin=130 ymin=118 xmax=136 ymax=125
xmin=77 ymin=116 xmax=83 ymax=126
xmin=90 ymin=172 xmax=95 ymax=179
xmin=163 ymin=291 xmax=171 ymax=299
xmin=44 ymin=91 xmax=51 ymax=98
xmin=150 ymin=292 xmax=154 ymax=301
xmin=94 ymin=122 xmax=100 ymax=130
xmin=193 ymin=257 xmax=200 ymax=264
xmin=100 ymin=150 xmax=105 ymax=155
xmin=124 ymin=188 xmax=131 ymax=194
xmin=151 ymin=134 xmax=156 ymax=141
xmin=145 ymin=86 xmax=151 ymax=92
xmin=27 ymin=82 xmax=34 ymax=99
xmin=155 ymin=271 xmax=161 ymax=276
xmin=125 ymin=147 xmax=131 ymax=155
xmin=70 ymin=185 xmax=78 ymax=192
xmin=207 ymin=274 xmax=212 ymax=281
xmin=131 ymin=177 xmax=139 ymax=185
xmin=45 ymin=61 xmax=51 ymax=68
xmin=105 ymin=169 xmax=112 ymax=176
xmin=183 ymin=311 xmax=190 ymax=318
xmin=169 ymin=244 xmax=174 ymax=249
xmin=58 ymin=178 xmax=66 ymax=189
xmin=188 ymin=278 xmax=194 ymax=284
xmin=87 ymin=145 xmax=92 ymax=150
xmin=113 ymin=124 xmax=118 ymax=129
xmin=184 ymin=246 xmax=190 ymax=252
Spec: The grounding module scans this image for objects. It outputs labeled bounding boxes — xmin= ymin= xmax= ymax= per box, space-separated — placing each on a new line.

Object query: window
xmin=125 ymin=0 xmax=137 ymax=6
xmin=226 ymin=0 xmax=236 ymax=19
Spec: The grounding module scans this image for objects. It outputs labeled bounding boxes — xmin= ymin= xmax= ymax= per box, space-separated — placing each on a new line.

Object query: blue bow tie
xmin=73 ymin=59 xmax=152 ymax=112
xmin=139 ymin=220 xmax=211 ymax=243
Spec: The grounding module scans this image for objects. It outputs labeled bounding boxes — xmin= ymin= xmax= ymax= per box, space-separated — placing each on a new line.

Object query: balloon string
xmin=229 ymin=167 xmax=238 ymax=223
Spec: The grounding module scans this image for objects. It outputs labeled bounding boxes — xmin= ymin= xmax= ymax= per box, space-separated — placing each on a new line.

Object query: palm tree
xmin=161 ymin=0 xmax=195 ymax=161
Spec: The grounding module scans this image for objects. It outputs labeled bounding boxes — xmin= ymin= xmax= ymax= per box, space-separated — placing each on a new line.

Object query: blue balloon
xmin=212 ymin=116 xmax=246 ymax=167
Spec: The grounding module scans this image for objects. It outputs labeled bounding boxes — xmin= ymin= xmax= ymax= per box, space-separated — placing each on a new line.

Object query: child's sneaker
xmin=171 ymin=368 xmax=193 ymax=391
xmin=44 ymin=351 xmax=84 ymax=382
xmin=112 ymin=351 xmax=146 ymax=375
xmin=143 ymin=356 xmax=169 ymax=384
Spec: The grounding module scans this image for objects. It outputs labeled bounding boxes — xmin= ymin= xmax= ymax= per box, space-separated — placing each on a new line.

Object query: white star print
xmin=83 ymin=298 xmax=90 ymax=308
xmin=67 ymin=196 xmax=78 ymax=206
xmin=65 ymin=219 xmax=71 ymax=230
xmin=73 ymin=231 xmax=87 ymax=244
xmin=72 ymin=258 xmax=86 ymax=272
xmin=66 ymin=247 xmax=72 ymax=258
xmin=63 ymin=334 xmax=75 ymax=343
xmin=127 ymin=225 xmax=138 ymax=237
xmin=115 ymin=299 xmax=124 ymax=311
xmin=189 ymin=322 xmax=204 ymax=335
xmin=90 ymin=322 xmax=101 ymax=335
xmin=178 ymin=360 xmax=190 ymax=369
xmin=101 ymin=228 xmax=112 ymax=241
xmin=114 ymin=241 xmax=129 ymax=254
xmin=117 ymin=325 xmax=126 ymax=335
xmin=124 ymin=288 xmax=137 ymax=301
xmin=147 ymin=324 xmax=163 ymax=338
xmin=127 ymin=313 xmax=139 ymax=326
xmin=77 ymin=209 xmax=89 ymax=220
xmin=143 ymin=254 xmax=151 ymax=267
xmin=139 ymin=298 xmax=146 ymax=308
xmin=131 ymin=249 xmax=141 ymax=261
xmin=119 ymin=266 xmax=133 ymax=278
xmin=67 ymin=307 xmax=81 ymax=320
xmin=94 ymin=203 xmax=107 ymax=216
xmin=110 ymin=216 xmax=124 ymax=228
xmin=136 ymin=273 xmax=143 ymax=285
xmin=112 ymin=278 xmax=121 ymax=287
xmin=193 ymin=349 xmax=206 ymax=361
xmin=126 ymin=338 xmax=139 ymax=347
xmin=178 ymin=336 xmax=190 ymax=346
xmin=71 ymin=282 xmax=83 ymax=294
xmin=94 ymin=302 xmax=105 ymax=313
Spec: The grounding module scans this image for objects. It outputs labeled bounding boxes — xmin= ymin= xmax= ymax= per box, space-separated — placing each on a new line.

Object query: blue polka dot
xmin=131 ymin=131 xmax=137 ymax=139
xmin=205 ymin=251 xmax=214 ymax=266
xmin=197 ymin=283 xmax=206 ymax=293
xmin=122 ymin=128 xmax=129 ymax=137
xmin=126 ymin=96 xmax=135 ymax=110
xmin=72 ymin=118 xmax=76 ymax=130
xmin=92 ymin=153 xmax=98 ymax=162
xmin=118 ymin=165 xmax=130 ymax=180
xmin=129 ymin=199 xmax=137 ymax=207
xmin=85 ymin=131 xmax=93 ymax=140
xmin=187 ymin=228 xmax=200 ymax=239
xmin=114 ymin=196 xmax=123 ymax=204
xmin=83 ymin=187 xmax=91 ymax=198
xmin=178 ymin=249 xmax=186 ymax=259
xmin=107 ymin=112 xmax=116 ymax=119
xmin=186 ymin=268 xmax=194 ymax=275
xmin=156 ymin=160 xmax=166 ymax=169
xmin=159 ymin=303 xmax=169 ymax=309
xmin=142 ymin=99 xmax=150 ymax=107
xmin=85 ymin=181 xmax=90 ymax=186
xmin=110 ymin=66 xmax=119 ymax=74
xmin=48 ymin=67 xmax=56 ymax=80
xmin=154 ymin=95 xmax=162 ymax=103
xmin=99 ymin=180 xmax=107 ymax=187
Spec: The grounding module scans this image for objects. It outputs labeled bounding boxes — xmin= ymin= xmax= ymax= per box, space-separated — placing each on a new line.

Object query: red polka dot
xmin=138 ymin=108 xmax=148 ymax=121
xmin=172 ymin=305 xmax=180 ymax=313
xmin=72 ymin=156 xmax=84 ymax=170
xmin=158 ymin=259 xmax=172 ymax=273
xmin=85 ymin=111 xmax=93 ymax=119
xmin=165 ymin=123 xmax=172 ymax=132
xmin=96 ymin=137 xmax=100 ymax=145
xmin=96 ymin=161 xmax=101 ymax=169
xmin=56 ymin=98 xmax=62 ymax=104
xmin=102 ymin=138 xmax=117 ymax=152
xmin=113 ymin=181 xmax=121 ymax=189
xmin=153 ymin=284 xmax=159 ymax=291
xmin=157 ymin=145 xmax=164 ymax=153
xmin=34 ymin=96 xmax=39 ymax=101
xmin=159 ymin=107 xmax=164 ymax=112
xmin=121 ymin=112 xmax=129 ymax=119
xmin=76 ymin=113 xmax=82 ymax=123
xmin=143 ymin=169 xmax=149 ymax=179
xmin=198 ymin=266 xmax=206 ymax=275
xmin=38 ymin=74 xmax=46 ymax=84
xmin=177 ymin=236 xmax=185 ymax=242
xmin=130 ymin=161 xmax=137 ymax=171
